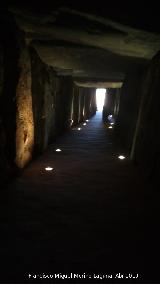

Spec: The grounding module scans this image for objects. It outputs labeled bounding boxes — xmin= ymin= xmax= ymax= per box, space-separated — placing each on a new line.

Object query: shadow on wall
xmin=0 ymin=14 xmax=21 ymax=186
xmin=72 ymin=86 xmax=96 ymax=126
xmin=114 ymin=71 xmax=143 ymax=153
xmin=0 ymin=14 xmax=97 ymax=186
xmin=102 ymin=88 xmax=121 ymax=123
xmin=131 ymin=51 xmax=160 ymax=183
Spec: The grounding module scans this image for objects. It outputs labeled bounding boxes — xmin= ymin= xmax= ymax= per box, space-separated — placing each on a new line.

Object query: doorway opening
xmin=96 ymin=88 xmax=106 ymax=111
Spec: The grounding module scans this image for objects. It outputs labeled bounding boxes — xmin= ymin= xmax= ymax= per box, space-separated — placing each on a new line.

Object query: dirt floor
xmin=1 ymin=112 xmax=144 ymax=282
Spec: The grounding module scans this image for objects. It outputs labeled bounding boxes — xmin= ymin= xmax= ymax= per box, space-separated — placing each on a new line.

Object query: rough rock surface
xmin=131 ymin=52 xmax=160 ymax=182
xmin=0 ymin=4 xmax=160 ymax=186
xmin=15 ymin=47 xmax=34 ymax=168
xmin=115 ymin=71 xmax=144 ymax=152
xmin=8 ymin=4 xmax=160 ymax=85
xmin=103 ymin=88 xmax=120 ymax=122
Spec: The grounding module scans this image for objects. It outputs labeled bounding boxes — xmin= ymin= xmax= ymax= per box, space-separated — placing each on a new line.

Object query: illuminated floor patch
xmin=118 ymin=155 xmax=126 ymax=160
xmin=45 ymin=167 xmax=54 ymax=171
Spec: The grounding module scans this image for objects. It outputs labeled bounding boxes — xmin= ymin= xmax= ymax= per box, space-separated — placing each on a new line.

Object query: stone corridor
xmin=1 ymin=112 xmax=144 ymax=281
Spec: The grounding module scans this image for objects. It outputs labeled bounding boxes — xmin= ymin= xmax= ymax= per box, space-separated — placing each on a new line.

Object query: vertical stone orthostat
xmin=15 ymin=47 xmax=34 ymax=168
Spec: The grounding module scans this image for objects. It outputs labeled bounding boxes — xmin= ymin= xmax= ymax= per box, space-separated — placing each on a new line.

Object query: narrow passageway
xmin=3 ymin=111 xmax=144 ymax=280
xmin=1 ymin=4 xmax=160 ymax=281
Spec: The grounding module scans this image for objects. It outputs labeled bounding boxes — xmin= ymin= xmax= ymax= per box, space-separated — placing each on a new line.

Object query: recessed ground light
xmin=45 ymin=167 xmax=54 ymax=171
xmin=108 ymin=126 xmax=113 ymax=129
xmin=83 ymin=123 xmax=86 ymax=125
xmin=55 ymin=149 xmax=61 ymax=152
xmin=86 ymin=120 xmax=89 ymax=122
xmin=118 ymin=155 xmax=126 ymax=160
xmin=77 ymin=128 xmax=81 ymax=130
xmin=110 ymin=122 xmax=114 ymax=125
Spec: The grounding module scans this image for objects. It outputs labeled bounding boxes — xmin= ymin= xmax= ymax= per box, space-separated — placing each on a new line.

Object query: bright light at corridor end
xmin=118 ymin=155 xmax=126 ymax=160
xmin=96 ymin=88 xmax=106 ymax=111
xmin=55 ymin=148 xmax=62 ymax=152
